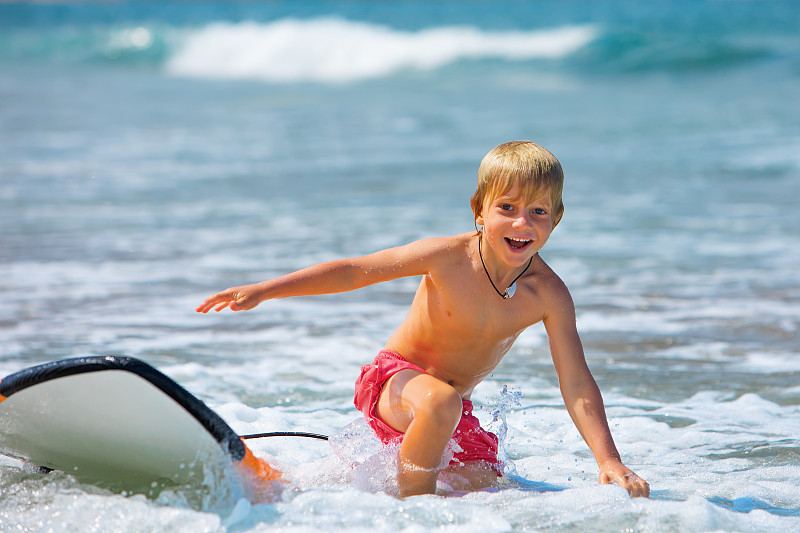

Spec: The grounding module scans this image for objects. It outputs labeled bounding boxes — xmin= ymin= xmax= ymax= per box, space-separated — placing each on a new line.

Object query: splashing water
xmin=486 ymin=385 xmax=524 ymax=475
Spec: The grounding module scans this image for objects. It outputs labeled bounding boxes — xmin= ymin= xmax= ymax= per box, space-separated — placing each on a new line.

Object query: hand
xmin=196 ymin=284 xmax=263 ymax=313
xmin=598 ymin=460 xmax=650 ymax=498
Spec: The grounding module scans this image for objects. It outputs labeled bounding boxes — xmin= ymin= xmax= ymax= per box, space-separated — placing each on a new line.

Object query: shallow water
xmin=1 ymin=1 xmax=799 ymax=531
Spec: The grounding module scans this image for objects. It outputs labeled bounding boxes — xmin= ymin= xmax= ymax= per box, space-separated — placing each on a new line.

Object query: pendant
xmin=505 ymin=282 xmax=517 ymax=299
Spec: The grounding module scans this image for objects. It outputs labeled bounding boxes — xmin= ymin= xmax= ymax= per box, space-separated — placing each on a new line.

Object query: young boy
xmin=197 ymin=141 xmax=650 ymax=498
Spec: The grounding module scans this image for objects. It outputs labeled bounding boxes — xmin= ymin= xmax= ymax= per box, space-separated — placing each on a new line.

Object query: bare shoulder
xmin=404 ymin=232 xmax=473 ymax=264
xmin=420 ymin=232 xmax=473 ymax=251
xmin=366 ymin=233 xmax=472 ymax=279
xmin=528 ymin=256 xmax=576 ymax=323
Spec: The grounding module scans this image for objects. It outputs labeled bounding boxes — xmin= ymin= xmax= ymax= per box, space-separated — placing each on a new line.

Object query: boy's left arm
xmin=542 ymin=283 xmax=650 ymax=498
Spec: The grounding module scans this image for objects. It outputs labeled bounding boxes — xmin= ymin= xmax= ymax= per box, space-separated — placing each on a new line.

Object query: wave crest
xmin=165 ymin=18 xmax=597 ymax=83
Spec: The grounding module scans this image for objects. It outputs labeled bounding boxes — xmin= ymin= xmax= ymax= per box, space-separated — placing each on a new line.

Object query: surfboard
xmin=0 ymin=355 xmax=281 ymax=499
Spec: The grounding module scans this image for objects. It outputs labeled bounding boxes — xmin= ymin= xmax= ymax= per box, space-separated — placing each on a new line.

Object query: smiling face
xmin=470 ymin=141 xmax=564 ymax=233
xmin=476 ymin=186 xmax=554 ymax=267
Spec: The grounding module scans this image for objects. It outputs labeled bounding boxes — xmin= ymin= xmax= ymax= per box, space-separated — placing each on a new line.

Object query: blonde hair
xmin=470 ymin=141 xmax=564 ymax=228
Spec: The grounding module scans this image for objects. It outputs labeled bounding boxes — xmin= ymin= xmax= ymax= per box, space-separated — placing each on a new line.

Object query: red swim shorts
xmin=354 ymin=350 xmax=500 ymax=467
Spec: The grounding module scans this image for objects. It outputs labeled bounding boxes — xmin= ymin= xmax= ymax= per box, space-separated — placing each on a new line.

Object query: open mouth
xmin=505 ymin=237 xmax=532 ymax=250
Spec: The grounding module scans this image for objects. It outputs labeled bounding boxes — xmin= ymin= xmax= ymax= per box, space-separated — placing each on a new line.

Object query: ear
xmin=475 ymin=213 xmax=485 ymax=227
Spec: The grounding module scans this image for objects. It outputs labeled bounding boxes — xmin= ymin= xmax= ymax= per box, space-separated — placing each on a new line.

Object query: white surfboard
xmin=0 ymin=356 xmax=281 ymax=497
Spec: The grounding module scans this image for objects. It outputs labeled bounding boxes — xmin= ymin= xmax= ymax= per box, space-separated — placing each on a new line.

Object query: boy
xmin=197 ymin=141 xmax=650 ymax=498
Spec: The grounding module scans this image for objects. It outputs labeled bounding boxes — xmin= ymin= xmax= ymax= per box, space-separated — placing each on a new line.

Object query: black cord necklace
xmin=478 ymin=234 xmax=533 ymax=299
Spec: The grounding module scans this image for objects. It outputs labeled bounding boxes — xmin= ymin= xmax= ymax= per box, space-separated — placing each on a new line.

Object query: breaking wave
xmin=2 ymin=15 xmax=788 ymax=84
xmin=164 ymin=18 xmax=598 ymax=83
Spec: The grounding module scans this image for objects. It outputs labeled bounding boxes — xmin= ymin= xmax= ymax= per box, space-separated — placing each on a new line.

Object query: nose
xmin=512 ymin=213 xmax=532 ymax=228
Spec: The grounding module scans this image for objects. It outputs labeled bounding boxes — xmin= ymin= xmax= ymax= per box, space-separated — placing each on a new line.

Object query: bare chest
xmin=435 ymin=267 xmax=541 ymax=324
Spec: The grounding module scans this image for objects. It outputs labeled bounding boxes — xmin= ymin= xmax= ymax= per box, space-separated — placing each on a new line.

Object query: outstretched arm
xmin=196 ymin=237 xmax=448 ymax=313
xmin=542 ymin=282 xmax=650 ymax=498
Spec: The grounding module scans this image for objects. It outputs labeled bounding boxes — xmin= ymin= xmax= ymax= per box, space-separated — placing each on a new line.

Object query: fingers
xmin=635 ymin=478 xmax=650 ymax=498
xmin=599 ymin=470 xmax=650 ymax=498
xmin=621 ymin=473 xmax=649 ymax=498
xmin=196 ymin=292 xmax=236 ymax=313
xmin=195 ymin=298 xmax=218 ymax=313
xmin=196 ymin=283 xmax=264 ymax=314
xmin=196 ymin=301 xmax=213 ymax=313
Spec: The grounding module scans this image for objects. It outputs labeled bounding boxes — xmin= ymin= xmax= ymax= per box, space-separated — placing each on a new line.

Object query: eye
xmin=499 ymin=203 xmax=513 ymax=211
xmin=533 ymin=207 xmax=548 ymax=215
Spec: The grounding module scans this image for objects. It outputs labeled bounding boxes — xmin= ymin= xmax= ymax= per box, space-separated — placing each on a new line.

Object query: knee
xmin=416 ymin=384 xmax=463 ymax=430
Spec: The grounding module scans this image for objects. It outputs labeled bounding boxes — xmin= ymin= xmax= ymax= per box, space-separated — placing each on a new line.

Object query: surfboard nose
xmin=0 ymin=355 xmax=284 ymax=501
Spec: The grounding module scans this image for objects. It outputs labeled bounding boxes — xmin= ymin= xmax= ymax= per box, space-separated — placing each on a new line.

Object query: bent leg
xmin=376 ymin=369 xmax=463 ymax=497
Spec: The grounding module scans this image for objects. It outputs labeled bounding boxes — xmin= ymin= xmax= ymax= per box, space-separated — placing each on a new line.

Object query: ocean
xmin=1 ymin=1 xmax=799 ymax=531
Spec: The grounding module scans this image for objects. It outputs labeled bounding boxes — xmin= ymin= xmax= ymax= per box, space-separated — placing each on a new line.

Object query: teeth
xmin=506 ymin=237 xmax=531 ymax=249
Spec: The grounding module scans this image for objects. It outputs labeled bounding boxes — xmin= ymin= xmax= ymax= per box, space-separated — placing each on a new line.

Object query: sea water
xmin=1 ymin=1 xmax=799 ymax=531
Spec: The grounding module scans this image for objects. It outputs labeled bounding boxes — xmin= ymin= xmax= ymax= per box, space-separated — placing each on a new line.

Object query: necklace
xmin=478 ymin=235 xmax=533 ymax=299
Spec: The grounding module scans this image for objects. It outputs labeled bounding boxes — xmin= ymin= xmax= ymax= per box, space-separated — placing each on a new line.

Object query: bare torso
xmin=384 ymin=232 xmax=557 ymax=398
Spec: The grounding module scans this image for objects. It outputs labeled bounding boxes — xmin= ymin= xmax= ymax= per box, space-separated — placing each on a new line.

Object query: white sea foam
xmin=209 ymin=385 xmax=800 ymax=531
xmin=165 ymin=18 xmax=597 ymax=83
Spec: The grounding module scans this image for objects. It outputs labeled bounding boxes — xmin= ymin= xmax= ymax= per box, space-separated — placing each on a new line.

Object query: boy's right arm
xmin=195 ymin=237 xmax=452 ymax=313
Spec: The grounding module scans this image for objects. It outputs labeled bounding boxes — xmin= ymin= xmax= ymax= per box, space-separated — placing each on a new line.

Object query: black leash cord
xmin=240 ymin=431 xmax=329 ymax=441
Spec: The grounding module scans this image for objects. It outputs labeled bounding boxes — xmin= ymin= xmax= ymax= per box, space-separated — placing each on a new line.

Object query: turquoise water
xmin=1 ymin=1 xmax=799 ymax=531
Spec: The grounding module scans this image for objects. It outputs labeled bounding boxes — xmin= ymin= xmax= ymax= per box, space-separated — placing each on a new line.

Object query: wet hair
xmin=470 ymin=141 xmax=564 ymax=228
